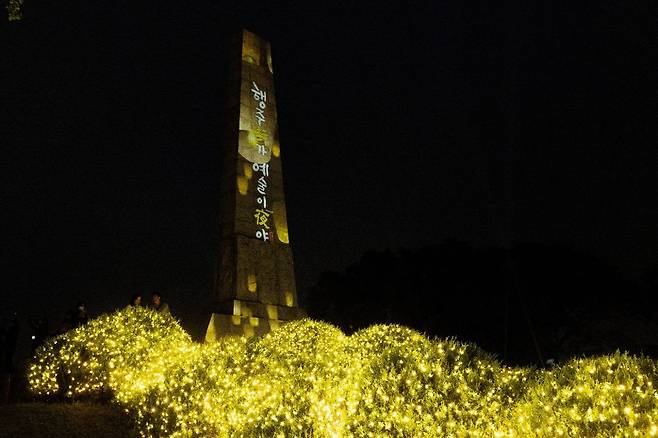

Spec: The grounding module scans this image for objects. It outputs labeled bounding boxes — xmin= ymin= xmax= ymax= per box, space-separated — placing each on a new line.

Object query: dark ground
xmin=0 ymin=402 xmax=136 ymax=438
xmin=0 ymin=366 xmax=134 ymax=438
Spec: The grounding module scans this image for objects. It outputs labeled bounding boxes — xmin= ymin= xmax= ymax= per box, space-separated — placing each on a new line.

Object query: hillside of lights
xmin=28 ymin=307 xmax=658 ymax=437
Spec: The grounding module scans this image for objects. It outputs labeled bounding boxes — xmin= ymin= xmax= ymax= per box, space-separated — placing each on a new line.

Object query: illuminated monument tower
xmin=206 ymin=30 xmax=305 ymax=340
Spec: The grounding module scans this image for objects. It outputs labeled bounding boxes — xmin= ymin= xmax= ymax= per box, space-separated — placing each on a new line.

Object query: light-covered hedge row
xmin=29 ymin=307 xmax=658 ymax=437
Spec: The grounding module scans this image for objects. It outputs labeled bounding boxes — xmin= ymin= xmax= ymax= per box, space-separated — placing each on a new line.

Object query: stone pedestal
xmin=206 ymin=305 xmax=306 ymax=340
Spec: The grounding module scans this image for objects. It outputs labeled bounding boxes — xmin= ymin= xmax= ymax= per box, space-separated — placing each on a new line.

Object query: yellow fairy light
xmin=27 ymin=309 xmax=658 ymax=437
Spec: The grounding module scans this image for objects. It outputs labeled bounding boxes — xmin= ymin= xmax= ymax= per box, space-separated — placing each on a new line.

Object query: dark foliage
xmin=307 ymin=241 xmax=658 ymax=365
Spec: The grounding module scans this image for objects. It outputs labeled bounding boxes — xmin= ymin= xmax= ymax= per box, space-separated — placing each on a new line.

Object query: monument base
xmin=206 ymin=313 xmax=282 ymax=340
xmin=205 ymin=300 xmax=306 ymax=341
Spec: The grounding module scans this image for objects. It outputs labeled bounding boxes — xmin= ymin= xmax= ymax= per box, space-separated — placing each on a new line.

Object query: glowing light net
xmin=29 ymin=308 xmax=658 ymax=437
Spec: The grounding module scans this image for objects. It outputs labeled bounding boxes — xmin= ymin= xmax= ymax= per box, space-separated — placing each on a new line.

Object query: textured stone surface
xmin=206 ymin=312 xmax=305 ymax=340
xmin=206 ymin=30 xmax=304 ymax=341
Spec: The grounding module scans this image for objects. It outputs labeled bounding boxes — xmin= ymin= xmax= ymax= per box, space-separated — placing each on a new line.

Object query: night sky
xmin=4 ymin=1 xmax=657 ymax=340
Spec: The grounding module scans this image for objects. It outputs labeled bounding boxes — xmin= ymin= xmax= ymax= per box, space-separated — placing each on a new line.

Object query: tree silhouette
xmin=306 ymin=241 xmax=658 ymax=365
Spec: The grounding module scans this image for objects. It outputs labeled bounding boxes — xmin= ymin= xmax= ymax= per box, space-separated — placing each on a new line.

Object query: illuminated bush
xmin=116 ymin=337 xmax=248 ymax=437
xmin=345 ymin=325 xmax=531 ymax=436
xmin=28 ymin=307 xmax=191 ymax=398
xmin=119 ymin=320 xmax=353 ymax=437
xmin=28 ymin=313 xmax=658 ymax=437
xmin=511 ymin=352 xmax=658 ymax=437
xmin=345 ymin=325 xmax=442 ymax=436
xmin=237 ymin=320 xmax=354 ymax=437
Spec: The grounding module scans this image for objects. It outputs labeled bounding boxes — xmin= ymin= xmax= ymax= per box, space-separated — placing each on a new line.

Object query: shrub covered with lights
xmin=116 ymin=320 xmax=355 ymax=437
xmin=28 ymin=306 xmax=190 ymax=399
xmin=511 ymin=352 xmax=658 ymax=437
xmin=28 ymin=311 xmax=658 ymax=437
xmin=115 ymin=337 xmax=248 ymax=437
xmin=345 ymin=325 xmax=531 ymax=436
xmin=238 ymin=319 xmax=355 ymax=437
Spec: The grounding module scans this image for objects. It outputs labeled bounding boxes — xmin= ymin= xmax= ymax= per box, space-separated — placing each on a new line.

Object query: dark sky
xmin=4 ymin=1 xmax=657 ymax=336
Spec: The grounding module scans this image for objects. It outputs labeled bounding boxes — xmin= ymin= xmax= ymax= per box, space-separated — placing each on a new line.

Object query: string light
xmin=7 ymin=0 xmax=23 ymax=20
xmin=28 ymin=308 xmax=658 ymax=437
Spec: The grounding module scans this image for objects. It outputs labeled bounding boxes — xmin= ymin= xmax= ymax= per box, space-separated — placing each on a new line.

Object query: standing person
xmin=151 ymin=292 xmax=170 ymax=315
xmin=129 ymin=293 xmax=142 ymax=307
xmin=70 ymin=301 xmax=88 ymax=328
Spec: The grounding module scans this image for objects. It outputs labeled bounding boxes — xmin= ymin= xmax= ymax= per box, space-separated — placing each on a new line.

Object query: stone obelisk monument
xmin=206 ymin=30 xmax=305 ymax=340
